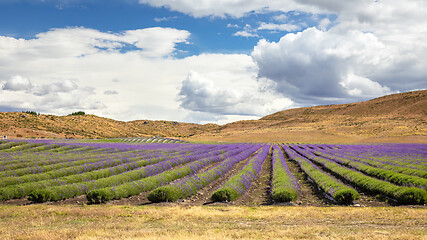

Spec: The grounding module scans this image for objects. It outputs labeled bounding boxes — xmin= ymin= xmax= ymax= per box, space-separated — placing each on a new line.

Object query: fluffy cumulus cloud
xmin=33 ymin=79 xmax=78 ymax=96
xmin=250 ymin=1 xmax=427 ymax=105
xmin=138 ymin=0 xmax=427 ymax=104
xmin=178 ymin=71 xmax=291 ymax=116
xmin=252 ymin=28 xmax=394 ymax=104
xmin=0 ymin=26 xmax=288 ymax=123
xmin=2 ymin=75 xmax=32 ymax=92
xmin=0 ymin=26 xmax=192 ymax=119
xmin=0 ymin=75 xmax=101 ymax=112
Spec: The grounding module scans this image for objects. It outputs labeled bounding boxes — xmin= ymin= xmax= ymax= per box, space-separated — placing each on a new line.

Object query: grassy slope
xmin=0 ymin=205 xmax=425 ymax=239
xmin=1 ymin=90 xmax=426 ymax=143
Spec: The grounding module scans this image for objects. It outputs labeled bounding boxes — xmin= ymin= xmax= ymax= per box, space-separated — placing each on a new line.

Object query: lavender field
xmin=0 ymin=139 xmax=426 ymax=206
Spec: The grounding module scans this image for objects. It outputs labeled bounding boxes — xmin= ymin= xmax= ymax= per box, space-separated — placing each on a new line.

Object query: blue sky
xmin=0 ymin=1 xmax=327 ymax=56
xmin=0 ymin=0 xmax=426 ymax=124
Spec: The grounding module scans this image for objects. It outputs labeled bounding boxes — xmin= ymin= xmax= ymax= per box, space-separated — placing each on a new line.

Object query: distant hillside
xmin=261 ymin=90 xmax=426 ymax=120
xmin=1 ymin=90 xmax=426 ymax=143
xmin=189 ymin=90 xmax=427 ymax=143
xmin=0 ymin=113 xmax=217 ymax=139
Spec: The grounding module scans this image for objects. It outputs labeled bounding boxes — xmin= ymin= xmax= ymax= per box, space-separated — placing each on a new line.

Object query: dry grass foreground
xmin=0 ymin=205 xmax=425 ymax=240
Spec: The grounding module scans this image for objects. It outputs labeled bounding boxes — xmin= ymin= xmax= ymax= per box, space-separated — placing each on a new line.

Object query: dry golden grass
xmin=0 ymin=112 xmax=217 ymax=139
xmin=189 ymin=124 xmax=427 ymax=144
xmin=188 ymin=90 xmax=427 ymax=143
xmin=0 ymin=205 xmax=425 ymax=239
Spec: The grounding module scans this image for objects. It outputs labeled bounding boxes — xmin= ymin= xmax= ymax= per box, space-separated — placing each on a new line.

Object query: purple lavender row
xmin=283 ymin=145 xmax=359 ymax=204
xmin=328 ymin=144 xmax=427 ymax=164
xmin=0 ymin=145 xmax=183 ymax=173
xmin=0 ymin=150 xmax=143 ymax=179
xmin=309 ymin=145 xmax=427 ymax=178
xmin=147 ymin=144 xmax=261 ymax=202
xmin=307 ymin=144 xmax=426 ymax=169
xmin=321 ymin=145 xmax=427 ymax=168
xmin=298 ymin=146 xmax=427 ymax=190
xmin=290 ymin=145 xmax=426 ymax=205
xmin=0 ymin=142 xmax=44 ymax=153
xmin=29 ymin=144 xmax=243 ymax=202
xmin=0 ymin=145 xmax=230 ymax=201
xmin=0 ymin=144 xmax=219 ymax=186
xmin=210 ymin=144 xmax=270 ymax=202
xmin=0 ymin=142 xmax=213 ymax=175
xmin=51 ymin=140 xmax=204 ymax=151
xmin=87 ymin=144 xmax=255 ymax=203
xmin=271 ymin=144 xmax=299 ymax=202
xmin=0 ymin=141 xmax=27 ymax=152
xmin=0 ymin=150 xmax=128 ymax=173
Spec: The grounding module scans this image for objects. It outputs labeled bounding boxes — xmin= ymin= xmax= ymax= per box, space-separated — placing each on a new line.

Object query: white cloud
xmin=248 ymin=1 xmax=427 ymax=106
xmin=33 ymin=79 xmax=78 ymax=96
xmin=121 ymin=28 xmax=190 ymax=57
xmin=317 ymin=18 xmax=331 ymax=31
xmin=339 ymin=74 xmax=392 ymax=97
xmin=154 ymin=16 xmax=178 ymax=22
xmin=104 ymin=90 xmax=119 ymax=95
xmin=2 ymin=75 xmax=32 ymax=92
xmin=233 ymin=31 xmax=258 ymax=38
xmin=232 ymin=24 xmax=259 ymax=38
xmin=0 ymin=27 xmax=190 ymax=60
xmin=273 ymin=14 xmax=288 ymax=22
xmin=138 ymin=0 xmax=319 ymax=18
xmin=0 ymin=75 xmax=100 ymax=112
xmin=233 ymin=22 xmax=300 ymax=38
xmin=178 ymin=71 xmax=292 ymax=116
xmin=251 ymin=27 xmax=396 ymax=104
xmin=258 ymin=23 xmax=300 ymax=32
xmin=227 ymin=23 xmax=239 ymax=28
xmin=0 ymin=26 xmax=286 ymax=123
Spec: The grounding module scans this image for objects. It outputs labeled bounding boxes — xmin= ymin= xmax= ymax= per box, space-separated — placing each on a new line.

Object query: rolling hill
xmin=189 ymin=90 xmax=427 ymax=143
xmin=0 ymin=90 xmax=426 ymax=143
xmin=0 ymin=113 xmax=217 ymax=139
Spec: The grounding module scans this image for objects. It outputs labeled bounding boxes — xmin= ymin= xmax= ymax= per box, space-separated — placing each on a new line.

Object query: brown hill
xmin=262 ymin=90 xmax=426 ymax=120
xmin=1 ymin=90 xmax=426 ymax=143
xmin=189 ymin=90 xmax=427 ymax=143
xmin=0 ymin=113 xmax=217 ymax=139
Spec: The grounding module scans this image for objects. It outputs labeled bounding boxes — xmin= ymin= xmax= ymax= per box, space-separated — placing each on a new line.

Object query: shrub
xmin=86 ymin=189 xmax=109 ymax=204
xmin=28 ymin=189 xmax=52 ymax=203
xmin=147 ymin=187 xmax=179 ymax=202
xmin=69 ymin=111 xmax=85 ymax=116
xmin=22 ymin=111 xmax=39 ymax=116
xmin=211 ymin=188 xmax=237 ymax=202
